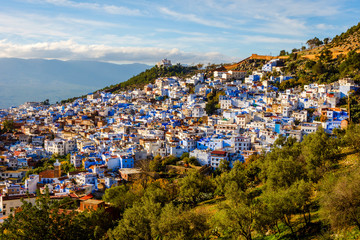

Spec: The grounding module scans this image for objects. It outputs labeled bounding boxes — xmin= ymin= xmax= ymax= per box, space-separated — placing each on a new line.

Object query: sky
xmin=0 ymin=0 xmax=360 ymax=65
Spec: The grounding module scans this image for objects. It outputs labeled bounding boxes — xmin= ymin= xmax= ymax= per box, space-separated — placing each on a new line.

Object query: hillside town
xmin=0 ymin=58 xmax=356 ymax=221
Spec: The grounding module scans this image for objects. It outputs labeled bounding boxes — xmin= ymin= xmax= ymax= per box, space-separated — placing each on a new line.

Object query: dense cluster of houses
xmin=0 ymin=59 xmax=356 ymax=219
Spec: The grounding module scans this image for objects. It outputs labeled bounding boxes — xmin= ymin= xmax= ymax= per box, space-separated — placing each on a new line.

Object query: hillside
xmin=100 ymin=64 xmax=198 ymax=93
xmin=225 ymin=23 xmax=360 ymax=73
xmin=296 ymin=22 xmax=360 ymax=60
xmin=0 ymin=58 xmax=150 ymax=108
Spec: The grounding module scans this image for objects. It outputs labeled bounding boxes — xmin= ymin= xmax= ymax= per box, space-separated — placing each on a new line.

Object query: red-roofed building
xmin=79 ymin=193 xmax=93 ymax=201
xmin=210 ymin=150 xmax=229 ymax=168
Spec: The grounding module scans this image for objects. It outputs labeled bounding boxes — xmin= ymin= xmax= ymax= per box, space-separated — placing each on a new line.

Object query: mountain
xmin=0 ymin=58 xmax=150 ymax=109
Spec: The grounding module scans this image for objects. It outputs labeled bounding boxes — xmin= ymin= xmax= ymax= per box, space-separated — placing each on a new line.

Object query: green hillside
xmin=102 ymin=64 xmax=198 ymax=93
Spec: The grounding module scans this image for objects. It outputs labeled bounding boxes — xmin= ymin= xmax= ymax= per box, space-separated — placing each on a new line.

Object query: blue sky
xmin=0 ymin=0 xmax=359 ymax=65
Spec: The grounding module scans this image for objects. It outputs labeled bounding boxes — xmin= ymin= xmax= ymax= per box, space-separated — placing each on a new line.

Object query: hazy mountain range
xmin=0 ymin=58 xmax=150 ymax=109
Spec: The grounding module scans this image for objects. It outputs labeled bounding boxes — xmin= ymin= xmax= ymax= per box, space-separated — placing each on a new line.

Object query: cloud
xmin=43 ymin=0 xmax=142 ymax=16
xmin=163 ymin=0 xmax=341 ymax=36
xmin=0 ymin=40 xmax=236 ymax=64
xmin=159 ymin=7 xmax=230 ymax=29
xmin=155 ymin=29 xmax=208 ymax=37
xmin=241 ymin=35 xmax=302 ymax=44
xmin=197 ymin=0 xmax=339 ymax=18
xmin=0 ymin=12 xmax=124 ymax=43
xmin=315 ymin=23 xmax=336 ymax=30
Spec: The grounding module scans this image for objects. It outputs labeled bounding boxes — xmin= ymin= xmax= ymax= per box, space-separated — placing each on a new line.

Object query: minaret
xmin=54 ymin=159 xmax=61 ymax=178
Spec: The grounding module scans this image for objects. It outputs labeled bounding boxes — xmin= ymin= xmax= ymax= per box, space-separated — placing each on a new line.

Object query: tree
xmin=320 ymin=167 xmax=360 ymax=231
xmin=307 ymin=37 xmax=323 ymax=49
xmin=103 ymin=185 xmax=136 ymax=212
xmin=109 ymin=203 xmax=154 ymax=240
xmin=214 ymin=181 xmax=259 ymax=240
xmin=205 ymin=101 xmax=217 ymax=115
xmin=261 ymin=180 xmax=312 ymax=237
xmin=319 ymin=48 xmax=333 ymax=62
xmin=180 ymin=152 xmax=189 ymax=160
xmin=196 ymin=63 xmax=204 ymax=70
xmin=343 ymin=124 xmax=360 ymax=152
xmin=301 ymin=128 xmax=340 ymax=182
xmin=183 ymin=156 xmax=199 ymax=166
xmin=205 ymin=89 xmax=225 ymax=115
xmin=42 ymin=99 xmax=50 ymax=105
xmin=312 ymin=61 xmax=325 ymax=74
xmin=339 ymin=50 xmax=360 ymax=79
xmin=215 ymin=161 xmax=247 ymax=196
xmin=155 ymin=203 xmax=210 ymax=240
xmin=0 ymin=189 xmax=113 ymax=240
xmin=279 ymin=50 xmax=287 ymax=56
xmin=1 ymin=120 xmax=15 ymax=133
xmin=109 ymin=182 xmax=170 ymax=240
xmin=178 ymin=171 xmax=214 ymax=205
xmin=260 ymin=138 xmax=306 ymax=189
xmin=217 ymin=159 xmax=231 ymax=173
xmin=323 ymin=37 xmax=331 ymax=45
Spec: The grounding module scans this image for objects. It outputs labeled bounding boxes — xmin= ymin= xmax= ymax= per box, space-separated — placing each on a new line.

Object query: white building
xmin=71 ymin=153 xmax=83 ymax=168
xmin=76 ymin=172 xmax=97 ymax=185
xmin=232 ymin=136 xmax=251 ymax=152
xmin=210 ymin=150 xmax=229 ymax=168
xmin=1 ymin=194 xmax=36 ymax=218
xmin=156 ymin=59 xmax=172 ymax=68
xmin=25 ymin=174 xmax=40 ymax=194
xmin=190 ymin=149 xmax=211 ymax=166
xmin=44 ymin=138 xmax=76 ymax=156
xmin=192 ymin=105 xmax=207 ymax=118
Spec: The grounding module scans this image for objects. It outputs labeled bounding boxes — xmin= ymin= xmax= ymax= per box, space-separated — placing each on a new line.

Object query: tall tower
xmin=54 ymin=159 xmax=61 ymax=178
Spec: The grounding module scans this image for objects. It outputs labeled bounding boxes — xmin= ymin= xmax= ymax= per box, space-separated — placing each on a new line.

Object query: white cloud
xmin=162 ymin=0 xmax=341 ymax=36
xmin=0 ymin=40 xmax=236 ymax=64
xmin=155 ymin=29 xmax=208 ymax=36
xmin=197 ymin=0 xmax=339 ymax=18
xmin=159 ymin=7 xmax=230 ymax=29
xmin=43 ymin=0 xmax=142 ymax=16
xmin=0 ymin=12 xmax=124 ymax=43
xmin=315 ymin=23 xmax=336 ymax=30
xmin=241 ymin=35 xmax=302 ymax=44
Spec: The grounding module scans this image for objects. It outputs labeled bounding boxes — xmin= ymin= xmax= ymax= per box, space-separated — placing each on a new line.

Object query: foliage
xmin=343 ymin=124 xmax=360 ymax=152
xmin=178 ymin=171 xmax=215 ymax=205
xmin=261 ymin=180 xmax=313 ymax=237
xmin=105 ymin=64 xmax=197 ymax=93
xmin=0 ymin=190 xmax=113 ymax=240
xmin=102 ymin=185 xmax=136 ymax=212
xmin=156 ymin=203 xmax=210 ymax=240
xmin=148 ymin=155 xmax=179 ymax=172
xmin=331 ymin=22 xmax=360 ymax=46
xmin=339 ymin=50 xmax=360 ymax=79
xmin=1 ymin=120 xmax=15 ymax=133
xmin=320 ymin=166 xmax=360 ymax=231
xmin=205 ymin=89 xmax=225 ymax=115
xmin=214 ymin=182 xmax=259 ymax=240
xmin=183 ymin=156 xmax=200 ymax=166
xmin=307 ymin=37 xmax=323 ymax=49
xmin=301 ymin=128 xmax=340 ymax=181
xmin=214 ymin=161 xmax=247 ymax=196
xmin=279 ymin=50 xmax=289 ymax=56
